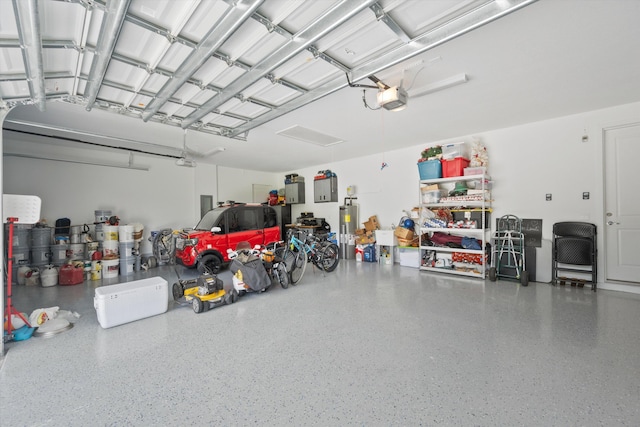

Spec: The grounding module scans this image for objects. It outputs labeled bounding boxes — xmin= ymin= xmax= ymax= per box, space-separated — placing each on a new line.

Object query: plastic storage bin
xmin=442 ymin=142 xmax=469 ymax=160
xmin=399 ymin=247 xmax=420 ymax=268
xmin=442 ymin=157 xmax=470 ymax=178
xmin=418 ymin=159 xmax=442 ymax=180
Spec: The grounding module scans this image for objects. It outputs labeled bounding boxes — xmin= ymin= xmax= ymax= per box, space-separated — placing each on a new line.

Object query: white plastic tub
xmin=94 ymin=277 xmax=168 ymax=328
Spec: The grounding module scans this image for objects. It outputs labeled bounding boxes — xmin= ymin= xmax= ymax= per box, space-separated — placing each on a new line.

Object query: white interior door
xmin=604 ymin=123 xmax=640 ymax=284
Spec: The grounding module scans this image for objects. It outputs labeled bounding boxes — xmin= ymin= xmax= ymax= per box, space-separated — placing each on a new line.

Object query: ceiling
xmin=1 ymin=0 xmax=639 ymax=172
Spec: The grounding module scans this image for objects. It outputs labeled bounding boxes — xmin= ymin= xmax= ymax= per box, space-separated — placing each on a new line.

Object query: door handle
xmin=607 ymin=221 xmax=620 ymax=225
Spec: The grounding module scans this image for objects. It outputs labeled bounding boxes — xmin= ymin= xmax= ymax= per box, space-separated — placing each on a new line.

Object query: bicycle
xmin=279 ymin=229 xmax=339 ymax=285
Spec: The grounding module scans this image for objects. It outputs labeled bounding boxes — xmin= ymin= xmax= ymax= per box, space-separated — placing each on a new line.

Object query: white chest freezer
xmin=94 ymin=277 xmax=169 ymax=329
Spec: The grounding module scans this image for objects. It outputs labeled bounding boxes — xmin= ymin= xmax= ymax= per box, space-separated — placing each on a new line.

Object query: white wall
xmin=2 ymin=140 xmax=286 ymax=255
xmin=3 ymin=101 xmax=640 ymax=292
xmin=282 ymin=101 xmax=640 ymax=293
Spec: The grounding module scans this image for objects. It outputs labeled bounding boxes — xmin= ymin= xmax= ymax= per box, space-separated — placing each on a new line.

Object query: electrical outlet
xmin=546 ymin=193 xmax=552 ymax=201
xmin=583 ymin=192 xmax=590 ymax=200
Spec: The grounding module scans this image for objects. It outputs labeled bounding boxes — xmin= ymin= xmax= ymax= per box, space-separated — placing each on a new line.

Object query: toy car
xmin=172 ymin=272 xmax=238 ymax=313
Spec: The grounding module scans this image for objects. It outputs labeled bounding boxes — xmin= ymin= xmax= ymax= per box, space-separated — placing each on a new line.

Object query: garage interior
xmin=2 ymin=0 xmax=640 ymax=425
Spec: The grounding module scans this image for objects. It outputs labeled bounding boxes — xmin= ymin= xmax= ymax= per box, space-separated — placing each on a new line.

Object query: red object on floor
xmin=59 ymin=264 xmax=84 ymax=285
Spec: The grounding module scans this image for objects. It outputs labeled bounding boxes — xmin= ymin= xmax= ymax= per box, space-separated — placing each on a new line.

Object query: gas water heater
xmin=339 ymin=196 xmax=359 ymax=259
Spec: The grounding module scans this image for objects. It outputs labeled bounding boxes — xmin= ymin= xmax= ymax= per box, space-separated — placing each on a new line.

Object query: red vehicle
xmin=175 ymin=203 xmax=281 ymax=274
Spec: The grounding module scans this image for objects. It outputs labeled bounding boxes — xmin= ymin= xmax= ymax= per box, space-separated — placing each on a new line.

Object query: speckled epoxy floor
xmin=2 ymin=261 xmax=640 ymax=426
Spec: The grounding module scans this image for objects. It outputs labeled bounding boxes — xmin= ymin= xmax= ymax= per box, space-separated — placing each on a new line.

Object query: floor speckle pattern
xmin=2 ymin=261 xmax=640 ymax=426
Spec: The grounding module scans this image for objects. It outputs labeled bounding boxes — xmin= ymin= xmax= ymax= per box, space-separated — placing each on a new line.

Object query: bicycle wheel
xmin=281 ymin=247 xmax=297 ymax=274
xmin=289 ymin=251 xmax=307 ymax=285
xmin=319 ymin=243 xmax=340 ymax=272
xmin=275 ymin=262 xmax=289 ymax=289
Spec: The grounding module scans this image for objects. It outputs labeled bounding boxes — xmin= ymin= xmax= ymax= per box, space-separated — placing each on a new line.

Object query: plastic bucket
xmin=86 ymin=241 xmax=99 ymax=259
xmin=132 ymin=223 xmax=144 ymax=241
xmin=94 ymin=223 xmax=104 ymax=241
xmin=68 ymin=243 xmax=86 ymax=260
xmin=102 ymin=258 xmax=119 ymax=279
xmin=103 ymin=225 xmax=119 ymax=241
xmin=31 ymin=227 xmax=52 ymax=247
xmin=12 ymin=247 xmax=31 ymax=265
xmin=102 ymin=240 xmax=119 ymax=258
xmin=40 ymin=265 xmax=58 ymax=287
xmin=31 ymin=246 xmax=51 ymax=266
xmin=118 ymin=241 xmax=134 ymax=258
xmin=95 ymin=210 xmax=112 ymax=223
xmin=119 ymin=256 xmax=135 ymax=276
xmin=118 ymin=224 xmax=134 ymax=242
xmin=50 ymin=244 xmax=69 ymax=265
xmin=10 ymin=227 xmax=31 ymax=247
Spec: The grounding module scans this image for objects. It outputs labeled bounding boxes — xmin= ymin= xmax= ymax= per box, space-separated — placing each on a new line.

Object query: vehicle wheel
xmin=290 ymin=252 xmax=307 ymax=285
xmin=320 ymin=243 xmax=340 ymax=272
xmin=488 ymin=267 xmax=497 ymax=282
xmin=198 ymin=254 xmax=222 ymax=275
xmin=520 ymin=270 xmax=529 ymax=287
xmin=225 ymin=289 xmax=238 ymax=304
xmin=276 ymin=263 xmax=289 ymax=289
xmin=172 ymin=282 xmax=184 ymax=300
xmin=192 ymin=297 xmax=204 ymax=313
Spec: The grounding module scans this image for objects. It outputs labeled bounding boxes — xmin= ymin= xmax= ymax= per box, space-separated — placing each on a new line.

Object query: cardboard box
xmin=394 ymin=227 xmax=414 ymax=240
xmin=355 ymin=228 xmax=366 ymax=235
xmin=363 ymin=215 xmax=380 ymax=231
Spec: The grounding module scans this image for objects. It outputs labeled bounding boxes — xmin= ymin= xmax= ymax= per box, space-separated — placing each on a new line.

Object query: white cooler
xmin=94 ymin=277 xmax=168 ymax=328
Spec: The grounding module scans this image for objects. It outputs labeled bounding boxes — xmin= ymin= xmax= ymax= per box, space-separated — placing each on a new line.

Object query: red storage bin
xmin=59 ymin=264 xmax=84 ymax=285
xmin=442 ymin=157 xmax=470 ymax=178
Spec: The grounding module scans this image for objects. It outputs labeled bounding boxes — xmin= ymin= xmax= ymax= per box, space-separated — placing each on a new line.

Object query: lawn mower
xmin=172 ymin=272 xmax=238 ymax=313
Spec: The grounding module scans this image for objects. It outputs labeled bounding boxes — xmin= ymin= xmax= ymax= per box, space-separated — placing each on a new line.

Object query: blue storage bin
xmin=418 ymin=159 xmax=442 ymax=180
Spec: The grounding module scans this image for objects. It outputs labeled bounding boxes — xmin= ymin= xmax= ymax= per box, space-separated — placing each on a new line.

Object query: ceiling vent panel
xmin=276 ymin=125 xmax=344 ymax=147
